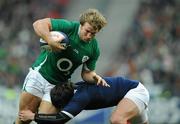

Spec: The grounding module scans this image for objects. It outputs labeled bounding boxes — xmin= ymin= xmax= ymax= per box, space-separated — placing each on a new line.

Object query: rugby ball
xmin=40 ymin=31 xmax=70 ymax=48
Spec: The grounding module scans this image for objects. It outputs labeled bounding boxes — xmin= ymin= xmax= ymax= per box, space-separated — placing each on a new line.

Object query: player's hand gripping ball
xmin=40 ymin=31 xmax=70 ymax=49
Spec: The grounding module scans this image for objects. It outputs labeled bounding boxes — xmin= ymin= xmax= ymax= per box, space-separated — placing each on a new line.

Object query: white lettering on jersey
xmin=73 ymin=49 xmax=79 ymax=54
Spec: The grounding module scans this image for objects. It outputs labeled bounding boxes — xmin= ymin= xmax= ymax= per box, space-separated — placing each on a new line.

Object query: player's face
xmin=79 ymin=22 xmax=98 ymax=42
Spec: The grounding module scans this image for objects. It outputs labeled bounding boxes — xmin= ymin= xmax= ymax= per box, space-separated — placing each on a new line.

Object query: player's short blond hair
xmin=79 ymin=8 xmax=107 ymax=31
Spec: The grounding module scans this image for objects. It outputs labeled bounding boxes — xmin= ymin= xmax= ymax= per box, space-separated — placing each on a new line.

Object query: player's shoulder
xmin=71 ymin=20 xmax=79 ymax=25
xmin=89 ymin=38 xmax=99 ymax=49
xmin=51 ymin=19 xmax=78 ymax=28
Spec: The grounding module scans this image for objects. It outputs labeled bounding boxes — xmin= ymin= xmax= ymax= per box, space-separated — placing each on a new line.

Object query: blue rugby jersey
xmin=62 ymin=76 xmax=139 ymax=116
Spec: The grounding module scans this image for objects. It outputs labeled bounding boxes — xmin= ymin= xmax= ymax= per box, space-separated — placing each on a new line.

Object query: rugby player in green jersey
xmin=15 ymin=9 xmax=109 ymax=124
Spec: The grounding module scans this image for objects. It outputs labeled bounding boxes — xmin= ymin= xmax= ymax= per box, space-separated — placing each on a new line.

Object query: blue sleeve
xmin=62 ymin=88 xmax=90 ymax=116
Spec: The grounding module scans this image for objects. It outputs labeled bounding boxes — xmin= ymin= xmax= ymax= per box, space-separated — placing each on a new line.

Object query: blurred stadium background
xmin=0 ymin=0 xmax=180 ymax=124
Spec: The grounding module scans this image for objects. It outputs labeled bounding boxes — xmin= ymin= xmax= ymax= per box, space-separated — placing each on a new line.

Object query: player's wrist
xmin=42 ymin=33 xmax=53 ymax=44
xmin=92 ymin=75 xmax=101 ymax=83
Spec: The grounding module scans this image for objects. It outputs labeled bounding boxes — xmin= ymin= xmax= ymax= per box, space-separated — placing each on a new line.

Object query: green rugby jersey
xmin=32 ymin=19 xmax=100 ymax=85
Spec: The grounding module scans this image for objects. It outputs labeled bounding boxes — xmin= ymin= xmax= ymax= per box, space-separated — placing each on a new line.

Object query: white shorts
xmin=124 ymin=82 xmax=150 ymax=123
xmin=22 ymin=68 xmax=55 ymax=102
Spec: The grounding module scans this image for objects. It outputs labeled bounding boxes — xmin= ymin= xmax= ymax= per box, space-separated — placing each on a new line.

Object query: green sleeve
xmin=85 ymin=41 xmax=100 ymax=71
xmin=50 ymin=19 xmax=73 ymax=32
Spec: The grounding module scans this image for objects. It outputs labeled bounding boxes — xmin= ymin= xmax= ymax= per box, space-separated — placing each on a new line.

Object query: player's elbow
xmin=33 ymin=19 xmax=41 ymax=30
xmin=33 ymin=18 xmax=51 ymax=31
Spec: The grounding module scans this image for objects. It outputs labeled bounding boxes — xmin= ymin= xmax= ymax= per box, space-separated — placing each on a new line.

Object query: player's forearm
xmin=33 ymin=18 xmax=52 ymax=44
xmin=34 ymin=112 xmax=71 ymax=124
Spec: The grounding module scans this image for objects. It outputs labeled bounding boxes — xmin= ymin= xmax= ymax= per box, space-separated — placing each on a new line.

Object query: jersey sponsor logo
xmin=82 ymin=56 xmax=89 ymax=63
xmin=57 ymin=58 xmax=73 ymax=75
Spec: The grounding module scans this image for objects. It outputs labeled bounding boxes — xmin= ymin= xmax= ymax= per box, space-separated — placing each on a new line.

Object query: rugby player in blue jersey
xmin=19 ymin=76 xmax=150 ymax=124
